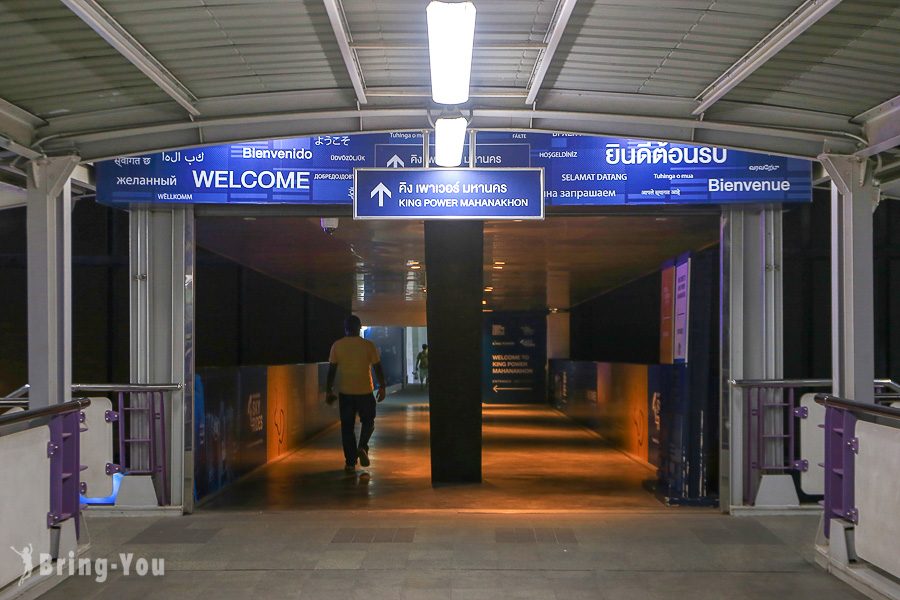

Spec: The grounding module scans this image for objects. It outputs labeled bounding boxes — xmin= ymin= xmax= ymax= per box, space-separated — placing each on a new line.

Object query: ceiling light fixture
xmin=427 ymin=1 xmax=477 ymax=105
xmin=434 ymin=115 xmax=468 ymax=167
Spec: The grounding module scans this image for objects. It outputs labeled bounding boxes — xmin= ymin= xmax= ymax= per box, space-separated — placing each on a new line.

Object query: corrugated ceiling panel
xmin=725 ymin=0 xmax=900 ymax=116
xmin=359 ymin=48 xmax=540 ymax=89
xmin=344 ymin=0 xmax=553 ymax=89
xmin=0 ymin=0 xmax=169 ymax=118
xmin=98 ymin=0 xmax=351 ymax=98
xmin=546 ymin=0 xmax=806 ymax=97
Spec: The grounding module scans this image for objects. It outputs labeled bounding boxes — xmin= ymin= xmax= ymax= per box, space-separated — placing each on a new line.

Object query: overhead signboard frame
xmin=95 ymin=130 xmax=812 ymax=209
xmin=353 ymin=167 xmax=544 ymax=220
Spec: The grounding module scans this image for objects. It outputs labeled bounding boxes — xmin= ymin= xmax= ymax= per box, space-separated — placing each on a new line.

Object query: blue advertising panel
xmin=96 ymin=130 xmax=811 ymax=208
xmin=483 ymin=312 xmax=547 ymax=403
xmin=354 ymin=168 xmax=544 ymax=220
xmin=476 ymin=131 xmax=811 ymax=205
xmin=97 ymin=132 xmax=423 ymax=206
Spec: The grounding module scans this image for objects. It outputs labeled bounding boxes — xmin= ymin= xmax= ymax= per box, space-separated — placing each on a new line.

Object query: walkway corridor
xmin=202 ymin=388 xmax=660 ymax=511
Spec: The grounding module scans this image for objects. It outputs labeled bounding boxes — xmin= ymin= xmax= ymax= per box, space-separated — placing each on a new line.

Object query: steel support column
xmin=721 ymin=206 xmax=784 ymax=510
xmin=26 ymin=156 xmax=79 ymax=408
xmin=130 ymin=207 xmax=195 ymax=511
xmin=819 ymin=154 xmax=877 ymax=404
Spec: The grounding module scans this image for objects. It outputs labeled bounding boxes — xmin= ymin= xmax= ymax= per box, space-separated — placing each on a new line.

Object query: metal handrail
xmin=730 ymin=378 xmax=832 ymax=388
xmin=71 ymin=383 xmax=182 ymax=393
xmin=4 ymin=384 xmax=30 ymax=399
xmin=815 ymin=394 xmax=900 ymax=423
xmin=0 ymin=399 xmax=29 ymax=408
xmin=874 ymin=379 xmax=900 ymax=394
xmin=1 ymin=382 xmax=182 ymax=401
xmin=731 ymin=378 xmax=900 ymax=401
xmin=0 ymin=398 xmax=92 ymax=430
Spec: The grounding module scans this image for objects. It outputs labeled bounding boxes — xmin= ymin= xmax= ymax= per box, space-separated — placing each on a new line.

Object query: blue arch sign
xmin=95 ymin=131 xmax=811 ymax=208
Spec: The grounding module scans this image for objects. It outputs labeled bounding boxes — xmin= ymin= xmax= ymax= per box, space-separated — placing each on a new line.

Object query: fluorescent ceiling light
xmin=427 ymin=1 xmax=477 ymax=104
xmin=434 ymin=116 xmax=468 ymax=167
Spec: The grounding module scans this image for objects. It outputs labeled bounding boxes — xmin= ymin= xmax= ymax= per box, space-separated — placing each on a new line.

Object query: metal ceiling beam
xmin=525 ymin=0 xmax=578 ymax=105
xmin=853 ymin=93 xmax=900 ymax=158
xmin=692 ymin=0 xmax=843 ymax=116
xmin=352 ymin=42 xmax=547 ymax=51
xmin=33 ymin=88 xmax=860 ymax=142
xmin=43 ymin=104 xmax=863 ymax=162
xmin=0 ymin=134 xmax=42 ymax=160
xmin=366 ymin=87 xmax=528 ymax=99
xmin=0 ymin=181 xmax=26 ymax=210
xmin=322 ymin=0 xmax=368 ymax=105
xmin=59 ymin=0 xmax=200 ymax=117
xmin=0 ymin=97 xmax=45 ymax=148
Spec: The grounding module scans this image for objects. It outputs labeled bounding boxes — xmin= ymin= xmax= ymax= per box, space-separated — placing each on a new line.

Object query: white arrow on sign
xmin=493 ymin=385 xmax=531 ymax=393
xmin=371 ymin=182 xmax=391 ymax=207
xmin=386 ymin=154 xmax=405 ymax=168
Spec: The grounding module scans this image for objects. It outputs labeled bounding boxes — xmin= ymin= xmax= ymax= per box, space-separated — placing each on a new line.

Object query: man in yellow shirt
xmin=326 ymin=315 xmax=387 ymax=472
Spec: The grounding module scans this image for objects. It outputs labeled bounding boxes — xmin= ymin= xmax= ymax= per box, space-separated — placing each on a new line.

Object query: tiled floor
xmin=201 ymin=389 xmax=661 ymax=511
xmin=39 ymin=390 xmax=862 ymax=599
xmin=43 ymin=511 xmax=862 ymax=600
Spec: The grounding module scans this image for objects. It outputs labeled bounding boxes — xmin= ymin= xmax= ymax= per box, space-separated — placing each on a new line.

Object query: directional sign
xmin=371 ymin=182 xmax=391 ymax=207
xmin=483 ymin=312 xmax=547 ymax=404
xmin=353 ymin=168 xmax=544 ymax=220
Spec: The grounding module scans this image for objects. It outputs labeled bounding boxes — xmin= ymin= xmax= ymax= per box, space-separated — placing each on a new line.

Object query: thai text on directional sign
xmin=353 ymin=168 xmax=544 ymax=220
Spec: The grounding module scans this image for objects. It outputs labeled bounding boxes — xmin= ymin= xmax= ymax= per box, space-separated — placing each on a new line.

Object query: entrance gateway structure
xmin=1 ymin=1 xmax=897 ymax=596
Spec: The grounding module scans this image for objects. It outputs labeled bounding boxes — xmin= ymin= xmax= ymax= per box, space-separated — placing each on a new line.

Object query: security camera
xmin=320 ymin=218 xmax=339 ymax=235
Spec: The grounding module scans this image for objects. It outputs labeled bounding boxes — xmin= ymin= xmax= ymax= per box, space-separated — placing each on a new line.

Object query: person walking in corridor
xmin=415 ymin=344 xmax=429 ymax=390
xmin=326 ymin=315 xmax=387 ymax=473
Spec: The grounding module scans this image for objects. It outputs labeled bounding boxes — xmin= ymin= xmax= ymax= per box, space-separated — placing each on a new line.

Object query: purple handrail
xmin=82 ymin=384 xmax=180 ymax=507
xmin=821 ymin=404 xmax=857 ymax=538
xmin=0 ymin=398 xmax=92 ymax=536
xmin=735 ymin=382 xmax=823 ymax=505
xmin=815 ymin=394 xmax=900 ymax=539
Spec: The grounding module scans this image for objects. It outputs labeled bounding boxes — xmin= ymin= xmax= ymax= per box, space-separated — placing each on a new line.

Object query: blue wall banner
xmin=96 ymin=130 xmax=811 ymax=208
xmin=673 ymin=254 xmax=691 ymax=363
xmin=354 ymin=168 xmax=544 ymax=220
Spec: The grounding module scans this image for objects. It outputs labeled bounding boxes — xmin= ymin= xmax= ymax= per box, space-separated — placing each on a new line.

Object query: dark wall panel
xmin=72 ymin=266 xmax=112 ymax=383
xmin=240 ymin=268 xmax=307 ymax=366
xmin=783 ymin=191 xmax=900 ymax=382
xmin=0 ymin=265 xmax=28 ymax=393
xmin=305 ymin=293 xmax=349 ymax=363
xmin=571 ymin=269 xmax=662 ymax=364
xmin=0 ymin=207 xmax=29 ymax=392
xmin=196 ymin=249 xmax=242 ymax=368
xmin=0 ymin=202 xmax=130 ymax=393
xmin=195 ymin=248 xmax=349 ymax=369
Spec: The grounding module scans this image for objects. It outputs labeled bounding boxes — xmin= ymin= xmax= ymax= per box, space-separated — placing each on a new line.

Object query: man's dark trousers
xmin=339 ymin=393 xmax=376 ymax=465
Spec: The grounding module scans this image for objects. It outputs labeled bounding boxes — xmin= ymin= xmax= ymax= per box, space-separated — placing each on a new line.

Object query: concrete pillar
xmin=720 ymin=206 xmax=784 ymax=509
xmin=819 ymin=154 xmax=877 ymax=404
xmin=546 ymin=313 xmax=570 ymax=360
xmin=546 ymin=271 xmax=570 ymax=360
xmin=26 ymin=156 xmax=79 ymax=408
xmin=130 ymin=207 xmax=195 ymax=510
xmin=424 ymin=220 xmax=483 ymax=484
